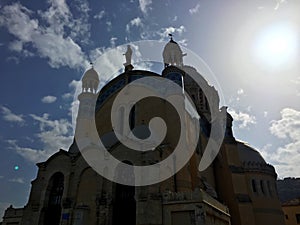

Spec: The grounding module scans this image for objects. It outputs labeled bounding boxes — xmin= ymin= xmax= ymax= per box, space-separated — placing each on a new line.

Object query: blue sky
xmin=0 ymin=0 xmax=300 ymax=219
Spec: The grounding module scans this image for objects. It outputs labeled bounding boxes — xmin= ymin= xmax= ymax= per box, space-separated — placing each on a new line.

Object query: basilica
xmin=1 ymin=39 xmax=285 ymax=225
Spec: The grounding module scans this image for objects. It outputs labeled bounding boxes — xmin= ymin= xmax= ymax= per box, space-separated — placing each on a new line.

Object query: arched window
xmin=251 ymin=179 xmax=257 ymax=193
xmin=41 ymin=172 xmax=64 ymax=225
xmin=113 ymin=161 xmax=136 ymax=225
xmin=260 ymin=180 xmax=265 ymax=195
xmin=129 ymin=105 xmax=136 ymax=130
xmin=267 ymin=180 xmax=272 ymax=197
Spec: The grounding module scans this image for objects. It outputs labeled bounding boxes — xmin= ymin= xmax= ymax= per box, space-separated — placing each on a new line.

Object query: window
xmin=267 ymin=181 xmax=272 ymax=197
xmin=296 ymin=214 xmax=300 ymax=224
xmin=129 ymin=105 xmax=135 ymax=130
xmin=251 ymin=179 xmax=257 ymax=193
xmin=260 ymin=180 xmax=265 ymax=195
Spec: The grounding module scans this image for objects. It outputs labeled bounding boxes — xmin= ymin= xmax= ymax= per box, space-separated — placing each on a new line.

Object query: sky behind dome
xmin=0 ymin=0 xmax=300 ymax=219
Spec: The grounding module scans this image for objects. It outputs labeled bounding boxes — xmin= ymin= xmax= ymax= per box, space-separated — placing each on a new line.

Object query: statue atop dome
xmin=123 ymin=45 xmax=134 ymax=72
xmin=163 ymin=34 xmax=186 ymax=68
xmin=123 ymin=45 xmax=133 ymax=66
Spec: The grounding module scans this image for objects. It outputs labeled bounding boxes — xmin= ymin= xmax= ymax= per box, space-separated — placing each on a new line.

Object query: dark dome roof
xmin=237 ymin=142 xmax=266 ymax=164
xmin=82 ymin=67 xmax=99 ymax=81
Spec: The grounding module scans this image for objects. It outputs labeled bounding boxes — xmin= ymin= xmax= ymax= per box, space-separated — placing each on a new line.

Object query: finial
xmin=168 ymin=33 xmax=173 ymax=41
xmin=90 ymin=61 xmax=93 ymax=68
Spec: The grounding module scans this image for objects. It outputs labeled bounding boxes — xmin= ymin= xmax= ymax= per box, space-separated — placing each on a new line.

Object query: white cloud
xmin=257 ymin=6 xmax=265 ymax=10
xmin=189 ymin=3 xmax=200 ymax=15
xmin=270 ymin=108 xmax=300 ymax=140
xmin=139 ymin=0 xmax=152 ymax=14
xmin=228 ymin=108 xmax=256 ymax=129
xmin=274 ymin=0 xmax=287 ymax=10
xmin=8 ymin=177 xmax=25 ymax=184
xmin=8 ymin=140 xmax=49 ymax=163
xmin=7 ymin=113 xmax=73 ymax=163
xmin=62 ymin=93 xmax=73 ymax=100
xmin=157 ymin=26 xmax=186 ymax=39
xmin=130 ymin=17 xmax=143 ymax=27
xmin=178 ymin=39 xmax=188 ymax=46
xmin=110 ymin=37 xmax=118 ymax=47
xmin=89 ymin=47 xmax=106 ymax=63
xmin=94 ymin=10 xmax=105 ymax=20
xmin=65 ymin=80 xmax=82 ymax=126
xmin=237 ymin=88 xmax=244 ymax=95
xmin=291 ymin=76 xmax=300 ymax=84
xmin=264 ymin=108 xmax=300 ymax=177
xmin=6 ymin=56 xmax=20 ymax=64
xmin=126 ymin=17 xmax=143 ymax=33
xmin=0 ymin=2 xmax=89 ymax=69
xmin=0 ymin=106 xmax=24 ymax=123
xmin=106 ymin=21 xmax=112 ymax=31
xmin=41 ymin=95 xmax=57 ymax=104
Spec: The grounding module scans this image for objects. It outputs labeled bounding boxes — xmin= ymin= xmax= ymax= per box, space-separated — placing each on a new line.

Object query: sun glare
xmin=253 ymin=23 xmax=298 ymax=70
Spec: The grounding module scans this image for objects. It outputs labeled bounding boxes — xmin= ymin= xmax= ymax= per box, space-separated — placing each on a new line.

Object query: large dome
xmin=237 ymin=141 xmax=266 ymax=164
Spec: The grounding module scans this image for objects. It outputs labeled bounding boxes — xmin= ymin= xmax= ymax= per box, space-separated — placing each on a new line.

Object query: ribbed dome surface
xmin=237 ymin=142 xmax=266 ymax=164
xmin=83 ymin=68 xmax=99 ymax=81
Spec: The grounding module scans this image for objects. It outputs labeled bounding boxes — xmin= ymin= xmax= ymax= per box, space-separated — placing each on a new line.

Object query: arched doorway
xmin=113 ymin=161 xmax=136 ymax=225
xmin=42 ymin=172 xmax=64 ymax=225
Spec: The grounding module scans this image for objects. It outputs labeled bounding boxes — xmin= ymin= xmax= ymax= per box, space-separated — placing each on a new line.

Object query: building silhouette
xmin=1 ymin=40 xmax=285 ymax=225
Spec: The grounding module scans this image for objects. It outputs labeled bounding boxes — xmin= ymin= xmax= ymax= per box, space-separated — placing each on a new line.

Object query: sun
xmin=253 ymin=23 xmax=298 ymax=70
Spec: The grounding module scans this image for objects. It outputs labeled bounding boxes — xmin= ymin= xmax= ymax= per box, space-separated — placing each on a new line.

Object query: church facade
xmin=2 ymin=40 xmax=285 ymax=225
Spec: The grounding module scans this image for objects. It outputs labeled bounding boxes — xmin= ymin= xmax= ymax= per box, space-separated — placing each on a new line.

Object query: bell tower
xmin=75 ymin=65 xmax=100 ymax=151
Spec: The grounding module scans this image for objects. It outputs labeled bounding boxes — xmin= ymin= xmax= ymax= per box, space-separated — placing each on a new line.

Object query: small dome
xmin=82 ymin=67 xmax=99 ymax=82
xmin=163 ymin=39 xmax=185 ymax=67
xmin=237 ymin=142 xmax=266 ymax=164
xmin=82 ymin=67 xmax=99 ymax=93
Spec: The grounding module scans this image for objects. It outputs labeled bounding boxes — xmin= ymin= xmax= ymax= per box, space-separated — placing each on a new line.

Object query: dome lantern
xmin=162 ymin=34 xmax=187 ymax=68
xmin=82 ymin=64 xmax=99 ymax=93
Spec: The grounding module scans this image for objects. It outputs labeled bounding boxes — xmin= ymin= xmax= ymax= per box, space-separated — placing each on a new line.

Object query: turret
xmin=82 ymin=66 xmax=99 ymax=94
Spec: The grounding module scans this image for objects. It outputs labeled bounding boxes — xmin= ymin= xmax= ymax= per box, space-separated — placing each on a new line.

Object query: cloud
xmin=8 ymin=178 xmax=25 ymax=184
xmin=7 ymin=140 xmax=49 ymax=163
xmin=157 ymin=26 xmax=186 ymax=39
xmin=0 ymin=2 xmax=89 ymax=69
xmin=62 ymin=93 xmax=73 ymax=100
xmin=237 ymin=88 xmax=244 ymax=95
xmin=178 ymin=39 xmax=188 ymax=46
xmin=228 ymin=108 xmax=256 ymax=129
xmin=6 ymin=56 xmax=20 ymax=64
xmin=0 ymin=106 xmax=24 ymax=123
xmin=274 ymin=0 xmax=287 ymax=10
xmin=139 ymin=0 xmax=152 ymax=14
xmin=291 ymin=76 xmax=300 ymax=85
xmin=106 ymin=21 xmax=112 ymax=31
xmin=41 ymin=95 xmax=57 ymax=104
xmin=270 ymin=108 xmax=300 ymax=140
xmin=94 ymin=10 xmax=105 ymax=20
xmin=110 ymin=37 xmax=118 ymax=47
xmin=126 ymin=17 xmax=143 ymax=33
xmin=263 ymin=108 xmax=300 ymax=177
xmin=7 ymin=113 xmax=73 ymax=163
xmin=189 ymin=3 xmax=200 ymax=15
